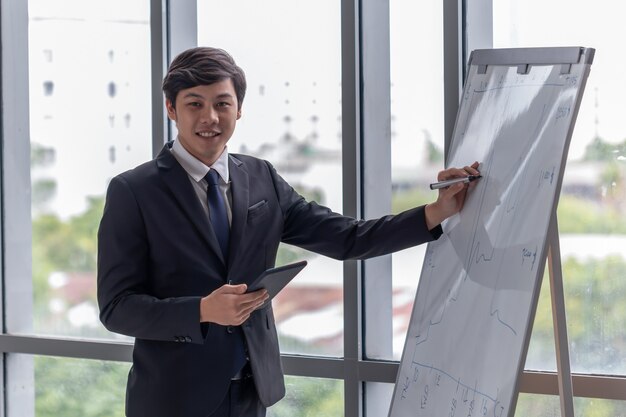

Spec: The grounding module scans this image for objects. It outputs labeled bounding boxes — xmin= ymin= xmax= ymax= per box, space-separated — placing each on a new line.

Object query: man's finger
xmin=239 ymin=294 xmax=269 ymax=311
xmin=218 ymin=283 xmax=248 ymax=294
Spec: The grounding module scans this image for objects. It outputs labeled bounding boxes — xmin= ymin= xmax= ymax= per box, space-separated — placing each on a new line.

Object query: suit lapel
xmin=156 ymin=144 xmax=226 ymax=266
xmin=227 ymin=155 xmax=249 ymax=274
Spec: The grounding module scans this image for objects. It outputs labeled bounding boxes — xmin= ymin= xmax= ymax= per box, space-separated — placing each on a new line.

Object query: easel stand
xmin=546 ymin=215 xmax=574 ymax=416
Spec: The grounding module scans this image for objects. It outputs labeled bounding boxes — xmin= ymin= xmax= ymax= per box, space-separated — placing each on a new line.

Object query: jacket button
xmin=174 ymin=336 xmax=180 ymax=342
xmin=185 ymin=336 xmax=192 ymax=342
xmin=227 ymin=326 xmax=234 ymax=334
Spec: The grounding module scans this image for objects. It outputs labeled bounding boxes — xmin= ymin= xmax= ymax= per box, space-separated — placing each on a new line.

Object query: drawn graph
xmin=389 ymin=48 xmax=593 ymax=417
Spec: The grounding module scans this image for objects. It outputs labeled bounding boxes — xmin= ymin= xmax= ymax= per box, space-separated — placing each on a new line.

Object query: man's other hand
xmin=200 ymin=284 xmax=269 ymax=326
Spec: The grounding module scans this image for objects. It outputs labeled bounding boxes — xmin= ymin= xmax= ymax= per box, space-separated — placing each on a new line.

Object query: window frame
xmin=1 ymin=1 xmax=625 ymax=417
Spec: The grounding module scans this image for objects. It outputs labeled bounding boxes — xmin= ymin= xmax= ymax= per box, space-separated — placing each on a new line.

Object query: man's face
xmin=166 ymin=79 xmax=241 ymax=166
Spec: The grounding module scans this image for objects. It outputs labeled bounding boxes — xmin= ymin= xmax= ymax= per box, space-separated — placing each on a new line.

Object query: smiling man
xmin=97 ymin=47 xmax=480 ymax=417
xmin=165 ymin=80 xmax=240 ymax=166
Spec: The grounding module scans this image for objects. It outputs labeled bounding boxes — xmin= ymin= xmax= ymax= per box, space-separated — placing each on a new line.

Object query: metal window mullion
xmin=465 ymin=0 xmax=493 ymax=55
xmin=360 ymin=0 xmax=393 ymax=415
xmin=3 ymin=332 xmax=626 ymax=402
xmin=0 ymin=335 xmax=133 ymax=363
xmin=151 ymin=0 xmax=168 ymax=156
xmin=360 ymin=0 xmax=392 ymax=359
xmin=154 ymin=0 xmax=198 ymax=152
xmin=2 ymin=0 xmax=35 ymax=415
xmin=443 ymin=0 xmax=463 ymax=159
xmin=341 ymin=0 xmax=362 ymax=415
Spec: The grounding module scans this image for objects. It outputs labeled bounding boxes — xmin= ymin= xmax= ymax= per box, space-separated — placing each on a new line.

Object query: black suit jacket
xmin=97 ymin=143 xmax=441 ymax=417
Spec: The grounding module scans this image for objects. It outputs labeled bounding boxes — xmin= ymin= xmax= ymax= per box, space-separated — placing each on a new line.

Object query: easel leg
xmin=548 ymin=216 xmax=575 ymax=417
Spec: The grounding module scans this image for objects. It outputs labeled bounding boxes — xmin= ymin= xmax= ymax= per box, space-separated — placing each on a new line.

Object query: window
xmin=516 ymin=394 xmax=626 ymax=416
xmin=494 ymin=0 xmax=626 ymax=376
xmin=386 ymin=0 xmax=445 ymax=361
xmin=6 ymin=355 xmax=129 ymax=417
xmin=23 ymin=0 xmax=151 ymax=340
xmin=197 ymin=0 xmax=343 ymax=357
xmin=6 ymin=355 xmax=344 ymax=417
xmin=269 ymin=376 xmax=343 ymax=416
xmin=5 ymin=1 xmax=621 ymax=416
xmin=493 ymin=1 xmax=626 ymax=414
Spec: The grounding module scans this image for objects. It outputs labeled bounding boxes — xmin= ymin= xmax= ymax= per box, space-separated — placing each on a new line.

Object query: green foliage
xmin=268 ymin=377 xmax=343 ymax=417
xmin=293 ymin=183 xmax=325 ymax=205
xmin=32 ymin=196 xmax=104 ymax=274
xmin=582 ymin=136 xmax=626 ymax=162
xmin=34 ymin=356 xmax=343 ymax=417
xmin=31 ymin=143 xmax=56 ymax=167
xmin=32 ymin=179 xmax=57 ymax=206
xmin=600 ymin=161 xmax=622 ymax=186
xmin=523 ymin=270 xmax=557 ymax=369
xmin=32 ymin=197 xmax=104 ymax=308
xmin=426 ymin=138 xmax=444 ymax=164
xmin=35 ymin=356 xmax=128 ymax=417
xmin=391 ymin=187 xmax=437 ymax=214
xmin=557 ymin=195 xmax=626 ymax=233
xmin=560 ymin=256 xmax=626 ymax=370
xmin=526 ymin=256 xmax=626 ymax=373
xmin=275 ymin=243 xmax=318 ymax=268
xmin=515 ymin=393 xmax=626 ymax=416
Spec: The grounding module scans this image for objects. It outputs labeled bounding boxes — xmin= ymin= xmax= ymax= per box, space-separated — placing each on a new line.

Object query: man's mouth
xmin=197 ymin=131 xmax=220 ymax=138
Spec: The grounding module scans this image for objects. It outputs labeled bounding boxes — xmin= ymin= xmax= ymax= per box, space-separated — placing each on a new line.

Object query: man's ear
xmin=236 ymin=108 xmax=242 ymax=120
xmin=165 ymin=99 xmax=177 ymax=121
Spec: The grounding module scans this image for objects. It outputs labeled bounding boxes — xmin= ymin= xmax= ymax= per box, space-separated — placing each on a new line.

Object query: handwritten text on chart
xmin=538 ymin=166 xmax=555 ymax=188
xmin=400 ymin=362 xmax=506 ymax=417
xmin=522 ymin=245 xmax=538 ymax=270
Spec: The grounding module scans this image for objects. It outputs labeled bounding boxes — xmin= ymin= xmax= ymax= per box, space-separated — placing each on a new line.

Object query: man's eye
xmin=188 ymin=102 xmax=201 ymax=107
xmin=217 ymin=102 xmax=231 ymax=107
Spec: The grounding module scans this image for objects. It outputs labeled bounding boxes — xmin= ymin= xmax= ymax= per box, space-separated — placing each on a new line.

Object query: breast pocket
xmin=247 ymin=200 xmax=269 ymax=223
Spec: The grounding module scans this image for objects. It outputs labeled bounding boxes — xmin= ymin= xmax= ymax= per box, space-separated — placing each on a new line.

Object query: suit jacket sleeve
xmin=97 ymin=175 xmax=204 ymax=344
xmin=267 ymin=161 xmax=442 ymax=259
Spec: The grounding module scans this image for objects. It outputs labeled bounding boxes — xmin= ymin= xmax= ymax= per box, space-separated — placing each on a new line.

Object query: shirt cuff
xmin=428 ymin=224 xmax=443 ymax=240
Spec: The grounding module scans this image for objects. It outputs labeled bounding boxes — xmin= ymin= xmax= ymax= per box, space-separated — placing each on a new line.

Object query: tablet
xmin=248 ymin=260 xmax=308 ymax=299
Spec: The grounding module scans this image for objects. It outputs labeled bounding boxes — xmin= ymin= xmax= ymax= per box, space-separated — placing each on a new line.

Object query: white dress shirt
xmin=169 ymin=139 xmax=232 ymax=225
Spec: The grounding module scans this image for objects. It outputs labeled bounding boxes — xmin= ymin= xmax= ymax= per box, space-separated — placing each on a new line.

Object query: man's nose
xmin=200 ymin=106 xmax=218 ymax=123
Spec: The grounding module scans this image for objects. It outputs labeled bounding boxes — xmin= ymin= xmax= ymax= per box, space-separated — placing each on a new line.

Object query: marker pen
xmin=429 ymin=175 xmax=482 ymax=190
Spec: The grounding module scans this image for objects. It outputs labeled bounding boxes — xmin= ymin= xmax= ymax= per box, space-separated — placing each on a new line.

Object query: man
xmin=97 ymin=47 xmax=480 ymax=417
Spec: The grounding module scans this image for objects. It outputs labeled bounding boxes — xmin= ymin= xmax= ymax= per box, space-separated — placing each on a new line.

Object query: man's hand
xmin=200 ymin=284 xmax=269 ymax=326
xmin=425 ymin=161 xmax=481 ymax=230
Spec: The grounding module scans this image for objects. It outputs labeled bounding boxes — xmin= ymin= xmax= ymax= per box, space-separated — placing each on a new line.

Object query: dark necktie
xmin=205 ymin=169 xmax=247 ymax=376
xmin=205 ymin=170 xmax=230 ymax=260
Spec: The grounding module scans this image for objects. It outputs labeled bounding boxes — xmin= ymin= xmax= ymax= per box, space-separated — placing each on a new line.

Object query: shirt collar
xmin=170 ymin=138 xmax=230 ymax=183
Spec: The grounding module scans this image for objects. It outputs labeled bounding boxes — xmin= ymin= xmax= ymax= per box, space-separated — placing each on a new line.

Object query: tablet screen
xmin=248 ymin=260 xmax=308 ymax=299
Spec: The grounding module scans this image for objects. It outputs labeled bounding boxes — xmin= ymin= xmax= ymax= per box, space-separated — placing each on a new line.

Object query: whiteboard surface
xmin=388 ymin=48 xmax=593 ymax=417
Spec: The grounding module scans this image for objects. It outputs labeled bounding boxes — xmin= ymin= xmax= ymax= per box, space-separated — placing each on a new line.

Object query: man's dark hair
xmin=162 ymin=47 xmax=247 ymax=110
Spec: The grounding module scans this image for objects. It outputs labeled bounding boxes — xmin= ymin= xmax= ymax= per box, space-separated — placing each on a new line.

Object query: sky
xmin=493 ymin=0 xmax=626 ymax=159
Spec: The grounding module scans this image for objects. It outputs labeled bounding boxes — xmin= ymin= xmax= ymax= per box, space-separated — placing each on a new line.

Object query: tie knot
xmin=206 ymin=170 xmax=220 ymax=186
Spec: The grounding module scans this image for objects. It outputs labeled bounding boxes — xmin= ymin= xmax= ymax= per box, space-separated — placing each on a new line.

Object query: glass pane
xmin=197 ymin=0 xmax=343 ymax=356
xmin=515 ymin=393 xmax=626 ymax=417
xmin=524 ymin=266 xmax=557 ymax=372
xmin=27 ymin=1 xmax=151 ymax=338
xmin=493 ymin=2 xmax=626 ymax=375
xmin=268 ymin=376 xmax=343 ymax=417
xmin=8 ymin=355 xmax=342 ymax=417
xmin=386 ymin=0 xmax=444 ymax=360
xmin=514 ymin=393 xmax=561 ymax=416
xmin=365 ymin=382 xmax=394 ymax=417
xmin=7 ymin=354 xmax=129 ymax=417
